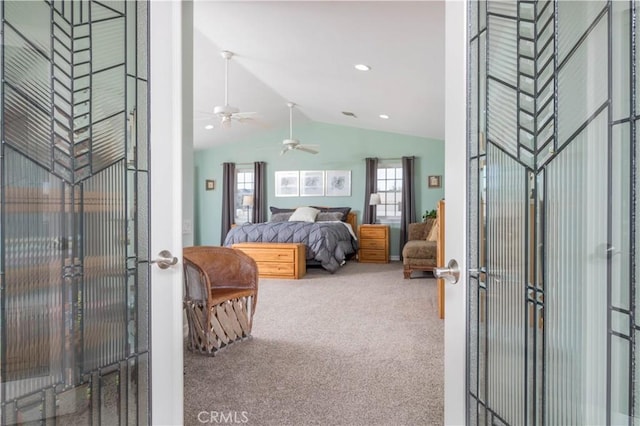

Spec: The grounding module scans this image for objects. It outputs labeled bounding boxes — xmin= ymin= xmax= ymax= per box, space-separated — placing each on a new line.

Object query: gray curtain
xmin=221 ymin=162 xmax=235 ymax=244
xmin=363 ymin=157 xmax=378 ymax=225
xmin=399 ymin=156 xmax=416 ymax=259
xmin=253 ymin=161 xmax=266 ymax=223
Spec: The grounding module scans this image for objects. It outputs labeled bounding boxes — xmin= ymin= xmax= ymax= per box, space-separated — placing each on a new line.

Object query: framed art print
xmin=275 ymin=171 xmax=299 ymax=197
xmin=300 ymin=170 xmax=325 ymax=196
xmin=325 ymin=170 xmax=351 ymax=196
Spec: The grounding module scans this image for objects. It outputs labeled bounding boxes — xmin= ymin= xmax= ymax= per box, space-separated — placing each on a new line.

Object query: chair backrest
xmin=408 ymin=220 xmax=434 ymax=241
xmin=183 ymin=246 xmax=258 ymax=309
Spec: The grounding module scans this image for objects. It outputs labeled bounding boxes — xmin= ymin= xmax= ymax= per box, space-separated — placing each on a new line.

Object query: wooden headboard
xmin=346 ymin=211 xmax=358 ymax=231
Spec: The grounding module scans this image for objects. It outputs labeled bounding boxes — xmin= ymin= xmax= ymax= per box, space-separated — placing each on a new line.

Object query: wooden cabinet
xmin=358 ymin=224 xmax=389 ymax=263
xmin=232 ymin=243 xmax=306 ymax=279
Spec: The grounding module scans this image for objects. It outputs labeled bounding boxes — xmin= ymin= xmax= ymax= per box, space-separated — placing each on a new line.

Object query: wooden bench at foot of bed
xmin=232 ymin=243 xmax=306 ymax=279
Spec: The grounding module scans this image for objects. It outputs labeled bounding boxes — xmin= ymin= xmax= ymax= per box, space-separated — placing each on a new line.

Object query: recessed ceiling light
xmin=379 ymin=114 xmax=390 ymax=119
xmin=354 ymin=64 xmax=371 ymax=71
xmin=205 ymin=124 xmax=214 ymax=130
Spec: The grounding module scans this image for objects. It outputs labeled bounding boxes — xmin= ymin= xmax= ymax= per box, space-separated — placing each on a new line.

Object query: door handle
xmin=151 ymin=250 xmax=179 ymax=269
xmin=434 ymin=259 xmax=460 ymax=284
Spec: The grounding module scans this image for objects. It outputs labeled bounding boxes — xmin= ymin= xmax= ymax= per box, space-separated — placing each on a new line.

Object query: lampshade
xmin=242 ymin=195 xmax=254 ymax=207
xmin=369 ymin=193 xmax=381 ymax=206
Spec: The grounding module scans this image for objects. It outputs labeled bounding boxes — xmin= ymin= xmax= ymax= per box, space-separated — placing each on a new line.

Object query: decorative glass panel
xmin=557 ymin=17 xmax=607 ymax=147
xmin=487 ymin=79 xmax=518 ymax=156
xmin=5 ymin=86 xmax=52 ymax=168
xmin=93 ymin=113 xmax=126 ymax=172
xmin=611 ymin=1 xmax=631 ymax=121
xmin=545 ymin=111 xmax=608 ymax=424
xmin=479 ymin=31 xmax=487 ymax=156
xmin=92 ymin=0 xmax=123 ymax=21
xmin=137 ymin=1 xmax=148 ymax=80
xmin=469 ymin=158 xmax=479 ymax=271
xmin=469 ymin=0 xmax=478 ymax=39
xmin=4 ymin=25 xmax=51 ymax=109
xmin=5 ymin=1 xmax=52 ymax=57
xmin=470 ymin=39 xmax=479 ymax=158
xmin=92 ymin=66 xmax=126 ymax=122
xmin=1 ymin=1 xmax=149 ymax=422
xmin=486 ymin=144 xmax=526 ymax=425
xmin=611 ymin=336 xmax=630 ymax=423
xmin=488 ymin=16 xmax=517 ymax=87
xmin=611 ymin=123 xmax=630 ymax=310
xmin=557 ymin=0 xmax=607 ymax=63
xmin=93 ymin=18 xmax=126 ymax=72
xmin=487 ymin=0 xmax=518 ymax=17
xmin=468 ymin=2 xmax=635 ymax=423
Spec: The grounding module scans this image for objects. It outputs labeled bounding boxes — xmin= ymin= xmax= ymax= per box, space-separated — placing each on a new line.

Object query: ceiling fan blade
xmin=296 ymin=146 xmax=319 ymax=154
xmin=233 ymin=116 xmax=255 ymax=124
xmin=233 ymin=111 xmax=258 ymax=119
xmin=280 ymin=147 xmax=290 ymax=155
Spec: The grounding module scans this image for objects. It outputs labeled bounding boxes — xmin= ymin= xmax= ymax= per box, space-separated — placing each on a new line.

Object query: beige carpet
xmin=183 ymin=261 xmax=444 ymax=426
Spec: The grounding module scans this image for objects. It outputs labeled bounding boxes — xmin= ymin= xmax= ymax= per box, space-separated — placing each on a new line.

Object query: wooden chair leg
xmin=403 ymin=268 xmax=412 ymax=279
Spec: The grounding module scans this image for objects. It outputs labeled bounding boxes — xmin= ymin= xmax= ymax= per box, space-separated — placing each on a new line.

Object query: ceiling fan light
xmin=221 ymin=118 xmax=232 ymax=128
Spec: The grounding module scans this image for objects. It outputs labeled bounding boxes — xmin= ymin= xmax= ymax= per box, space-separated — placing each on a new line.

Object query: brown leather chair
xmin=183 ymin=246 xmax=259 ymax=355
xmin=402 ymin=218 xmax=437 ymax=279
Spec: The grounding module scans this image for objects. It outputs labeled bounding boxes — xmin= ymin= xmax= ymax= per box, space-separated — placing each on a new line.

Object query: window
xmin=235 ymin=168 xmax=254 ymax=223
xmin=376 ymin=162 xmax=402 ymax=221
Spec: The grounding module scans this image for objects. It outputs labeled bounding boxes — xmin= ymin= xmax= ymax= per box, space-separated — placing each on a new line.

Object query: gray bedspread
xmin=223 ymin=221 xmax=358 ymax=273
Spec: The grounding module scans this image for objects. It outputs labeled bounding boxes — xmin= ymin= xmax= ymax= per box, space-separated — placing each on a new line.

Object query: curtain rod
xmin=220 ymin=162 xmax=254 ymax=166
xmin=377 ymin=157 xmax=416 ymax=161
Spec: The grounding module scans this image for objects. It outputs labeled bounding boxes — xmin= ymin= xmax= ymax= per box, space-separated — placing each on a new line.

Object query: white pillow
xmin=289 ymin=206 xmax=320 ymax=223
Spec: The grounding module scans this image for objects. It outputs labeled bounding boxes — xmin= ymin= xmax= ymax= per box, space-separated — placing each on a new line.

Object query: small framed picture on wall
xmin=428 ymin=175 xmax=442 ymax=188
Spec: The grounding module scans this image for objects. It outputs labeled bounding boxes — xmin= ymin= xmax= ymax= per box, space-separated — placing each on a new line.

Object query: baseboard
xmin=390 ymin=255 xmax=400 ymax=261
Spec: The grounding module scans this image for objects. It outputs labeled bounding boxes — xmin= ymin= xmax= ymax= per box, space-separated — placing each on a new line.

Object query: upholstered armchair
xmin=402 ymin=218 xmax=438 ymax=279
xmin=183 ymin=246 xmax=259 ymax=356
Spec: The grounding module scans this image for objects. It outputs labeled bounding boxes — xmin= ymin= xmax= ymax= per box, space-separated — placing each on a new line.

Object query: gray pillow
xmin=316 ymin=212 xmax=344 ymax=222
xmin=311 ymin=206 xmax=351 ymax=221
xmin=270 ymin=206 xmax=296 ymax=214
xmin=270 ymin=212 xmax=293 ymax=222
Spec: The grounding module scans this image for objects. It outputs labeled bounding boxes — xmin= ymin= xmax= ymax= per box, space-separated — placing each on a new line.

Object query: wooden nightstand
xmin=358 ymin=224 xmax=390 ymax=263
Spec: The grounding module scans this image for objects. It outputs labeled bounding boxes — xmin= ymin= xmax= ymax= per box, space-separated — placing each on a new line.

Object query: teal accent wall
xmin=194 ymin=121 xmax=444 ymax=258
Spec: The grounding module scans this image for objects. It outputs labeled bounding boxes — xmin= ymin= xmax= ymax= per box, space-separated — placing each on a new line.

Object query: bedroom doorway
xmin=445 ymin=0 xmax=639 ymax=423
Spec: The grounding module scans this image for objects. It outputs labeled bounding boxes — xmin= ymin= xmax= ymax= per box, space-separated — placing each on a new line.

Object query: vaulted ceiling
xmin=192 ymin=1 xmax=445 ymax=150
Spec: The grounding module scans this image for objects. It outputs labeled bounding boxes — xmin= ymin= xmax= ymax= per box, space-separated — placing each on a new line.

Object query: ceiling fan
xmin=210 ymin=50 xmax=257 ymax=128
xmin=281 ymin=102 xmax=319 ymax=155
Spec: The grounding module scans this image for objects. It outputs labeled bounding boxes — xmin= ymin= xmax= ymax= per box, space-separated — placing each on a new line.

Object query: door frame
xmin=150 ymin=1 xmax=184 ymax=424
xmin=444 ymin=0 xmax=467 ymax=424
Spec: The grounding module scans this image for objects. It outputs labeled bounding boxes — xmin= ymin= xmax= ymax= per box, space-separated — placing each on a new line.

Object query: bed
xmin=223 ymin=207 xmax=358 ymax=273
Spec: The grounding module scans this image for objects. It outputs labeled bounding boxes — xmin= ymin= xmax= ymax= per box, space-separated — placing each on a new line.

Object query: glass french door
xmin=468 ymin=0 xmax=638 ymax=424
xmin=1 ymin=1 xmax=150 ymax=423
